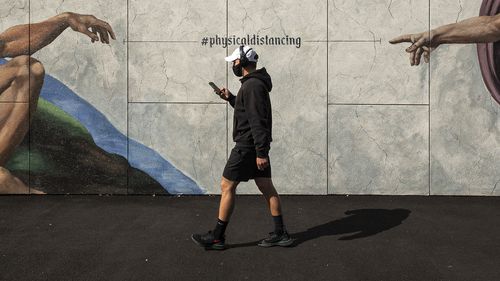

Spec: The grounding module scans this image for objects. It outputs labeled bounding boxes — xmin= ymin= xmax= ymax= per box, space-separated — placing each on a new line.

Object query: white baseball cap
xmin=225 ymin=45 xmax=258 ymax=63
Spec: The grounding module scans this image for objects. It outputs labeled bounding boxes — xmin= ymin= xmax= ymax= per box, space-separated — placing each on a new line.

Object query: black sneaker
xmin=191 ymin=230 xmax=226 ymax=250
xmin=258 ymin=230 xmax=294 ymax=247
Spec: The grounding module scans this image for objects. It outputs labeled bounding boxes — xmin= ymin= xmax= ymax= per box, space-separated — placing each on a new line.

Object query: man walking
xmin=191 ymin=45 xmax=293 ymax=250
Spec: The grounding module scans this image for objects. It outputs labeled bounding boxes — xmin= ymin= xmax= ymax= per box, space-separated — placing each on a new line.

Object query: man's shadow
xmin=227 ymin=209 xmax=411 ymax=249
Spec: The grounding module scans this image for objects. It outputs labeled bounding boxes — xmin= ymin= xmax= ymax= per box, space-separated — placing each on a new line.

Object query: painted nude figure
xmin=0 ymin=12 xmax=115 ymax=193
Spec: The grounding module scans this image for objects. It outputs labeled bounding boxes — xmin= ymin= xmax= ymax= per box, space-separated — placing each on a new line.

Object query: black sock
xmin=213 ymin=218 xmax=228 ymax=240
xmin=273 ymin=215 xmax=285 ymax=234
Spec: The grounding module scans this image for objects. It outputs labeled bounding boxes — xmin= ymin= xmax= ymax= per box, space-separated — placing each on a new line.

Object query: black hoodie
xmin=228 ymin=67 xmax=273 ymax=158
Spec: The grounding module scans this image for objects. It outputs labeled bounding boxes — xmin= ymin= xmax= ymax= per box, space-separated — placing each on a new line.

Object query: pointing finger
xmin=389 ymin=34 xmax=412 ymax=44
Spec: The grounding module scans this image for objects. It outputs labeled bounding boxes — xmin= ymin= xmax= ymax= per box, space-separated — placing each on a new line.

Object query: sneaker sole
xmin=208 ymin=243 xmax=226 ymax=250
xmin=258 ymin=237 xmax=295 ymax=248
xmin=191 ymin=234 xmax=226 ymax=250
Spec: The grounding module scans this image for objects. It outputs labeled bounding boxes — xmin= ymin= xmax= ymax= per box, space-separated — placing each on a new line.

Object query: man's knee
xmin=11 ymin=55 xmax=45 ymax=80
xmin=9 ymin=55 xmax=31 ymax=67
xmin=255 ymin=178 xmax=276 ymax=192
xmin=220 ymin=178 xmax=238 ymax=194
xmin=30 ymin=59 xmax=45 ymax=79
xmin=255 ymin=177 xmax=272 ymax=187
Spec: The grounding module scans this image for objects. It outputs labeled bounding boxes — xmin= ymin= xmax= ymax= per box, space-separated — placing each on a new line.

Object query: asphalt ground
xmin=1 ymin=195 xmax=499 ymax=281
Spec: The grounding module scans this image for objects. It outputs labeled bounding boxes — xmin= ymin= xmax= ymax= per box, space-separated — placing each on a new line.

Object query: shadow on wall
xmin=228 ymin=209 xmax=411 ymax=249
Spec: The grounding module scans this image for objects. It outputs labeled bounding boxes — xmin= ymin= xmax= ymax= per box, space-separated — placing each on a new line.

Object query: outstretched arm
xmin=390 ymin=14 xmax=500 ymax=65
xmin=0 ymin=12 xmax=115 ymax=58
xmin=432 ymin=14 xmax=500 ymax=44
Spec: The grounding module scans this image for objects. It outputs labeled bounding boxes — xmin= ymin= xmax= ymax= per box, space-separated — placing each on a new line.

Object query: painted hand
xmin=256 ymin=157 xmax=269 ymax=171
xmin=389 ymin=30 xmax=439 ymax=66
xmin=66 ymin=13 xmax=116 ymax=44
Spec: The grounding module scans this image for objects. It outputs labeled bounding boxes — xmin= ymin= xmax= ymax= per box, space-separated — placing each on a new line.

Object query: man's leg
xmin=213 ymin=177 xmax=239 ymax=240
xmin=0 ymin=55 xmax=45 ymax=164
xmin=255 ymin=177 xmax=282 ymax=217
xmin=255 ymin=177 xmax=293 ymax=247
xmin=191 ymin=177 xmax=239 ymax=250
xmin=0 ymin=55 xmax=45 ymax=194
xmin=218 ymin=176 xmax=240 ymax=221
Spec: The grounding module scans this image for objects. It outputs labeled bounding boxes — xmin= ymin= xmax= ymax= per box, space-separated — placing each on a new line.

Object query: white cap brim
xmin=224 ymin=54 xmax=239 ymax=62
xmin=225 ymin=46 xmax=258 ymax=63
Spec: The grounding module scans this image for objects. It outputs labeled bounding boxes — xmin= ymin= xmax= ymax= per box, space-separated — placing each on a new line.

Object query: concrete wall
xmin=1 ymin=0 xmax=498 ymax=195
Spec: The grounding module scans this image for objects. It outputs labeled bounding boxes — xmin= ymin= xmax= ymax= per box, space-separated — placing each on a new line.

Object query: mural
xmin=0 ymin=1 xmax=498 ymax=196
xmin=0 ymin=12 xmax=204 ymax=195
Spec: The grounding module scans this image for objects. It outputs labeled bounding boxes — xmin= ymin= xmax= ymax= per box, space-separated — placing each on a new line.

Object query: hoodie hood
xmin=240 ymin=67 xmax=273 ymax=92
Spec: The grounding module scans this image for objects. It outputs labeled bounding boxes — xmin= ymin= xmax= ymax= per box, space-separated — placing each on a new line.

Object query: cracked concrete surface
xmin=0 ymin=0 xmax=28 ymax=32
xmin=129 ymin=0 xmax=225 ymax=41
xmin=129 ymin=44 xmax=226 ymax=102
xmin=1 ymin=0 xmax=498 ymax=195
xmin=329 ymin=106 xmax=428 ymax=195
xmin=430 ymin=0 xmax=500 ymax=196
xmin=328 ymin=0 xmax=429 ymax=104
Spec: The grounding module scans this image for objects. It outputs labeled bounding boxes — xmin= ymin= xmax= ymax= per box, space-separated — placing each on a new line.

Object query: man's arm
xmin=432 ymin=14 xmax=500 ymax=45
xmin=227 ymin=94 xmax=236 ymax=107
xmin=220 ymin=87 xmax=236 ymax=107
xmin=390 ymin=14 xmax=500 ymax=65
xmin=0 ymin=12 xmax=115 ymax=58
xmin=243 ymin=82 xmax=271 ymax=159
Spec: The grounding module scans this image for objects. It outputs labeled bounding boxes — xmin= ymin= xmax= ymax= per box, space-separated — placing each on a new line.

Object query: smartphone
xmin=208 ymin=82 xmax=221 ymax=95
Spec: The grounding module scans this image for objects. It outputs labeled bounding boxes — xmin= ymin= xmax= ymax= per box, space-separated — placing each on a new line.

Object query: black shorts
xmin=222 ymin=146 xmax=271 ymax=182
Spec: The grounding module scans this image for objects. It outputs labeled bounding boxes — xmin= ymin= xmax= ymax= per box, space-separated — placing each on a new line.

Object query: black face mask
xmin=232 ymin=64 xmax=243 ymax=77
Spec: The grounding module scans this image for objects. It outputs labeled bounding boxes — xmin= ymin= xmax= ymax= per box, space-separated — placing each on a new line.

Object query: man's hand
xmin=65 ymin=12 xmax=116 ymax=44
xmin=389 ymin=30 xmax=439 ymax=66
xmin=219 ymin=87 xmax=234 ymax=101
xmin=256 ymin=157 xmax=269 ymax=171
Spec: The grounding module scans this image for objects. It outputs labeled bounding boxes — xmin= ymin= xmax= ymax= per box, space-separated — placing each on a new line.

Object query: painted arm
xmin=390 ymin=14 xmax=500 ymax=65
xmin=0 ymin=12 xmax=115 ymax=58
